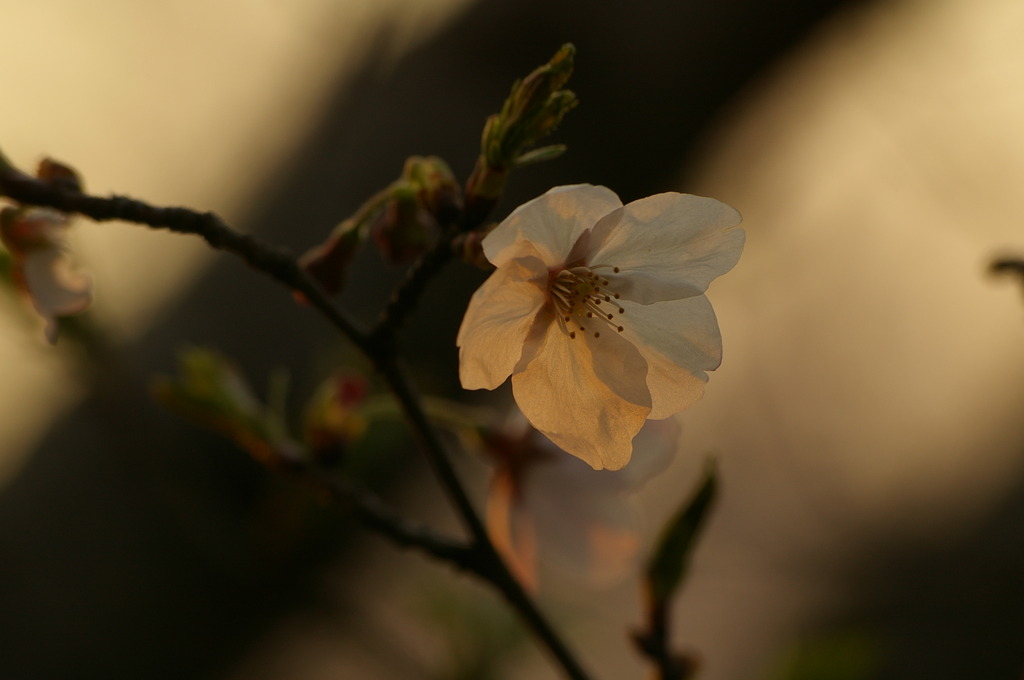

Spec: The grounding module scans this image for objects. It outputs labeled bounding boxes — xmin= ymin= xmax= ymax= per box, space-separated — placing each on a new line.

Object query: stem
xmin=0 ymin=174 xmax=372 ymax=355
xmin=369 ymin=227 xmax=456 ymax=357
xmin=303 ymin=470 xmax=475 ymax=567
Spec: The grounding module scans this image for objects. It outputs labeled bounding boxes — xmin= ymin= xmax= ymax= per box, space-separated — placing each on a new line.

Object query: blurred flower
xmin=0 ymin=206 xmax=92 ymax=343
xmin=457 ymin=184 xmax=743 ymax=469
xmin=303 ymin=374 xmax=368 ymax=466
xmin=482 ymin=416 xmax=679 ymax=591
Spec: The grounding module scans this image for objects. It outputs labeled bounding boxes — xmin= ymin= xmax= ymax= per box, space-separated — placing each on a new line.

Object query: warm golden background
xmin=1 ymin=1 xmax=1022 ymax=679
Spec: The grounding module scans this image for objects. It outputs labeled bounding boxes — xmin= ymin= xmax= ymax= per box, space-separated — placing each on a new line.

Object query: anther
xmin=549 ymin=264 xmax=627 ymax=339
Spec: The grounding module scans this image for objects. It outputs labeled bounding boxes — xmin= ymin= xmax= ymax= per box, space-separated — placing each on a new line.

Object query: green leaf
xmin=768 ymin=630 xmax=880 ymax=680
xmin=512 ymin=144 xmax=567 ymax=167
xmin=645 ymin=458 xmax=718 ymax=606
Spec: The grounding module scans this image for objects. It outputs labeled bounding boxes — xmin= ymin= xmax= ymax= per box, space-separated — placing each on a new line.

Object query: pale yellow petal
xmin=588 ymin=193 xmax=744 ymax=304
xmin=457 ymin=256 xmax=548 ymax=390
xmin=526 ymin=456 xmax=641 ymax=586
xmin=619 ymin=417 xmax=680 ymax=485
xmin=511 ymin=319 xmax=651 ymax=470
xmin=619 ymin=295 xmax=723 ymax=419
xmin=486 ymin=470 xmax=538 ymax=592
xmin=483 ymin=184 xmax=621 ymax=269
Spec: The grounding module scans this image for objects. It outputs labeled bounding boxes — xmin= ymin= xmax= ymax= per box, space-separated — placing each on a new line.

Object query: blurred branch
xmin=0 ymin=159 xmax=371 ymax=356
xmin=990 ymin=255 xmax=1024 ymax=297
xmin=369 ymin=224 xmax=459 ymax=358
xmin=298 ymin=467 xmax=477 ymax=567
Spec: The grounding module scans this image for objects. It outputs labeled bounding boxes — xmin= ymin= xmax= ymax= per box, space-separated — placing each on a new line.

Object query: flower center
xmin=549 ymin=265 xmax=625 ymax=340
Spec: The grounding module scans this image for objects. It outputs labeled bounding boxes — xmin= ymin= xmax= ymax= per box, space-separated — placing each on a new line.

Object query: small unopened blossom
xmin=457 ymin=184 xmax=743 ymax=470
xmin=483 ymin=417 xmax=678 ymax=591
xmin=0 ymin=207 xmax=92 ymax=343
xmin=298 ymin=218 xmax=363 ymax=297
xmin=369 ymin=187 xmax=439 ymax=264
xmin=303 ymin=375 xmax=368 ymax=465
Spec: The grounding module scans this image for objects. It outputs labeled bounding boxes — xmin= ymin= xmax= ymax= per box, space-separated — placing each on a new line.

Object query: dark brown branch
xmin=304 ymin=470 xmax=478 ymax=568
xmin=0 ymin=171 xmax=372 ymax=356
xmin=369 ymin=226 xmax=458 ymax=356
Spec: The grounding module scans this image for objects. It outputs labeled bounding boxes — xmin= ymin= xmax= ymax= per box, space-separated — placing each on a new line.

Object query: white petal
xmin=619 ymin=294 xmax=723 ymax=419
xmin=22 ymin=247 xmax=92 ymax=317
xmin=483 ymin=185 xmax=622 ymax=269
xmin=588 ymin=193 xmax=744 ymax=304
xmin=458 ymin=255 xmax=548 ymax=390
xmin=526 ymin=465 xmax=641 ymax=587
xmin=620 ymin=417 xmax=681 ymax=486
xmin=511 ymin=318 xmax=651 ymax=470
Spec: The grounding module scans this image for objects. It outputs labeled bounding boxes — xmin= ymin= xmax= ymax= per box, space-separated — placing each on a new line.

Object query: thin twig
xmin=0 ymin=173 xmax=371 ymax=355
xmin=303 ymin=470 xmax=477 ymax=568
xmin=369 ymin=228 xmax=457 ymax=356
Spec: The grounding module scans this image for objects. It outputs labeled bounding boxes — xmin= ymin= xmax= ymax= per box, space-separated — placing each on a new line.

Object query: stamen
xmin=548 ymin=263 xmax=627 ymax=339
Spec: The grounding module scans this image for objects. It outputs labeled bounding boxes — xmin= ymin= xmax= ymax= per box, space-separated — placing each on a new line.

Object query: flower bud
xmin=371 ymin=156 xmax=462 ymax=263
xmin=456 ymin=228 xmax=491 ymax=269
xmin=36 ymin=158 xmax=83 ymax=193
xmin=370 ymin=184 xmax=438 ymax=264
xmin=303 ymin=375 xmax=368 ymax=466
xmin=484 ymin=44 xmax=576 ymax=168
xmin=298 ymin=218 xmax=363 ymax=298
xmin=0 ymin=206 xmax=92 ymax=343
xmin=402 ymin=156 xmax=462 ymax=226
xmin=464 ymin=44 xmax=577 ymax=224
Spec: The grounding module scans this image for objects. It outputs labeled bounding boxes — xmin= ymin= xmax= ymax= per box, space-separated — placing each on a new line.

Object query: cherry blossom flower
xmin=0 ymin=207 xmax=92 ymax=343
xmin=457 ymin=184 xmax=743 ymax=470
xmin=482 ymin=416 xmax=678 ymax=591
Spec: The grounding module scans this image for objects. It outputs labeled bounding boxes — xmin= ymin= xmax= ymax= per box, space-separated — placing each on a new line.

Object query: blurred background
xmin=1 ymin=0 xmax=1022 ymax=678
